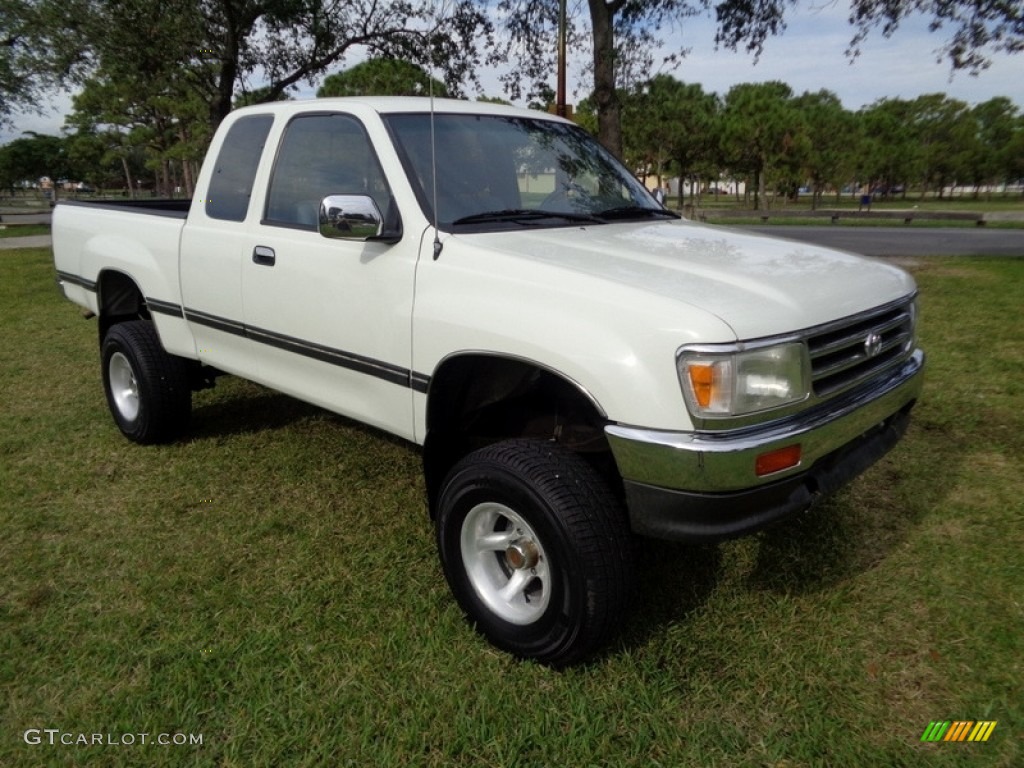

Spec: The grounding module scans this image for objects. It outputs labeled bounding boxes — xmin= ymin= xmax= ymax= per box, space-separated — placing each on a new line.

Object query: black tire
xmin=436 ymin=439 xmax=634 ymax=666
xmin=101 ymin=320 xmax=191 ymax=444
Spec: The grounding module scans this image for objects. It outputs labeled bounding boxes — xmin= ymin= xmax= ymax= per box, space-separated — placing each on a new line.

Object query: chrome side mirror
xmin=319 ymin=195 xmax=383 ymax=240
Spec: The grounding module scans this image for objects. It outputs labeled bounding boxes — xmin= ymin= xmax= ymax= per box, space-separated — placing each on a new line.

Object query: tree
xmin=1007 ymin=116 xmax=1024 ymax=195
xmin=910 ymin=94 xmax=975 ymax=197
xmin=967 ymin=97 xmax=1020 ymax=196
xmin=476 ymin=96 xmax=514 ymax=106
xmin=66 ymin=47 xmax=210 ymax=198
xmin=193 ymin=0 xmax=490 ymax=128
xmin=843 ymin=0 xmax=1024 ymax=72
xmin=858 ymin=98 xmax=920 ymax=198
xmin=620 ymin=76 xmax=719 ymax=202
xmin=48 ymin=0 xmax=492 ymax=195
xmin=64 ymin=129 xmax=125 ymax=190
xmin=719 ymin=81 xmax=803 ymax=209
xmin=715 ymin=0 xmax=1024 ymax=73
xmin=19 ymin=0 xmax=492 ymax=133
xmin=0 ymin=133 xmax=72 ymax=199
xmin=495 ymin=0 xmax=705 ymax=158
xmin=233 ymin=87 xmax=293 ymax=109
xmin=1 ymin=2 xmax=41 ymax=125
xmin=496 ymin=0 xmax=1023 ymax=161
xmin=793 ymin=90 xmax=858 ymax=209
xmin=0 ymin=1 xmax=88 ymax=127
xmin=66 ymin=81 xmax=147 ymax=197
xmin=318 ymin=58 xmax=448 ymax=98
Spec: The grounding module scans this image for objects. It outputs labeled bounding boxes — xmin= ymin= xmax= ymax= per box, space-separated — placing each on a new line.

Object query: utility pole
xmin=556 ymin=0 xmax=568 ymax=118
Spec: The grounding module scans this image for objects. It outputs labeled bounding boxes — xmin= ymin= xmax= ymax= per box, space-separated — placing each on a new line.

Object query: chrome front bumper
xmin=605 ymin=349 xmax=925 ymax=540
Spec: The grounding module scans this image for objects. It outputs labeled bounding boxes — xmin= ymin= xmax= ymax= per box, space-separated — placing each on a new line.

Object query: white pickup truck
xmin=54 ymin=97 xmax=924 ymax=665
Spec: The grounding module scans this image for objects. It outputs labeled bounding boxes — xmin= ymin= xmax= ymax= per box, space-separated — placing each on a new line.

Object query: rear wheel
xmin=436 ymin=439 xmax=634 ymax=666
xmin=101 ymin=320 xmax=191 ymax=444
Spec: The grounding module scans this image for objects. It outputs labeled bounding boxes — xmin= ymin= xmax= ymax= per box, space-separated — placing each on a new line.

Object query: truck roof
xmin=230 ymin=96 xmax=567 ymax=122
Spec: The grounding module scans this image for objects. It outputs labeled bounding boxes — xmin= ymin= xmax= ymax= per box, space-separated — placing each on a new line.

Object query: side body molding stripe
xmin=56 ymin=270 xmax=98 ymax=292
xmin=185 ymin=309 xmax=431 ymax=392
xmin=55 ymin=270 xmax=430 ymax=392
xmin=146 ymin=298 xmax=185 ymax=317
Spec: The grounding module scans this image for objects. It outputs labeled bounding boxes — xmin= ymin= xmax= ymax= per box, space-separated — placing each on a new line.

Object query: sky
xmin=661 ymin=6 xmax=1021 ymax=109
xmin=2 ymin=5 xmax=1021 ymax=143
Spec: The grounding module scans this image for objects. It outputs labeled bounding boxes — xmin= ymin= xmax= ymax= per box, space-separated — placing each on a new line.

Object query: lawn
xmin=0 ymin=224 xmax=50 ymax=239
xmin=676 ymin=193 xmax=1024 ymax=229
xmin=681 ymin=193 xmax=1024 ymax=212
xmin=1 ymin=248 xmax=1020 ymax=766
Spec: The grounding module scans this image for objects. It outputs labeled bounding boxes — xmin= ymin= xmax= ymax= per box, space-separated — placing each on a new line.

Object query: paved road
xmin=0 ymin=209 xmax=52 ymax=249
xmin=738 ymin=225 xmax=1024 ymax=258
xmin=0 ymin=234 xmax=52 ymax=249
xmin=0 ymin=212 xmax=51 ymax=225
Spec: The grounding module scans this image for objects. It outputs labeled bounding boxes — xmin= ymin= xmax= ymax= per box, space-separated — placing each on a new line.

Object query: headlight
xmin=677 ymin=342 xmax=810 ymax=418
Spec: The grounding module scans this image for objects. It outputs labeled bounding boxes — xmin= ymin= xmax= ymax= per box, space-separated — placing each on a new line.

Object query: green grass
xmin=829 ymin=196 xmax=1024 ymax=213
xmin=677 ymin=194 xmax=1024 ymax=211
xmin=2 ymin=248 xmax=1021 ymax=766
xmin=700 ymin=216 xmax=1024 ymax=229
xmin=674 ymin=193 xmax=1024 ymax=228
xmin=0 ymin=224 xmax=50 ymax=238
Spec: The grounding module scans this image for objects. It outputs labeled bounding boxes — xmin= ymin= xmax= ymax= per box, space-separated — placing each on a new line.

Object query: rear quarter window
xmin=206 ymin=115 xmax=273 ymax=222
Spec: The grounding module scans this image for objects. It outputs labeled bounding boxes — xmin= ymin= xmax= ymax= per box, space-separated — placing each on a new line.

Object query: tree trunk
xmin=182 ymin=158 xmax=195 ymax=198
xmin=588 ymin=0 xmax=622 ymax=159
xmin=211 ymin=63 xmax=236 ymax=130
xmin=161 ymin=159 xmax=171 ymax=198
xmin=121 ymin=156 xmax=136 ymax=200
xmin=211 ymin=25 xmax=243 ymax=131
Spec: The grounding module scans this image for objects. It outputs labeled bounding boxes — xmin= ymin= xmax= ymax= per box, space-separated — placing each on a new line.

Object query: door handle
xmin=252 ymin=246 xmax=276 ymax=266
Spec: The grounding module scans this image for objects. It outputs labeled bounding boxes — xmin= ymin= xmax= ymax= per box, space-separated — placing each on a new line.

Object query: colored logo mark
xmin=921 ymin=721 xmax=997 ymax=742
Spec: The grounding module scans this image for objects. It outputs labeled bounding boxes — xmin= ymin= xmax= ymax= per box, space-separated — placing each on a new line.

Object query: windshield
xmin=383 ymin=113 xmax=675 ymax=231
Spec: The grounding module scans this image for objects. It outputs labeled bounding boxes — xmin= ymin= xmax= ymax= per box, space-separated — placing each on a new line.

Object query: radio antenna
xmin=429 ymin=0 xmax=449 ymax=260
xmin=429 ymin=81 xmax=442 ymax=260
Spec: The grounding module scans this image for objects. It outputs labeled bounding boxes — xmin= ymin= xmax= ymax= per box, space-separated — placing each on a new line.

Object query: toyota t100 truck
xmin=53 ymin=97 xmax=925 ymax=665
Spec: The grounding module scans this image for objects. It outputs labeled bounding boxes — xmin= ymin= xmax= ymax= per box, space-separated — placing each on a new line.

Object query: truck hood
xmin=463 ymin=219 xmax=916 ymax=340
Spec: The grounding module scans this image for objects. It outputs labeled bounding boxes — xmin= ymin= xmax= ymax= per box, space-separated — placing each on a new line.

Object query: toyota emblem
xmin=864 ymin=332 xmax=883 ymax=358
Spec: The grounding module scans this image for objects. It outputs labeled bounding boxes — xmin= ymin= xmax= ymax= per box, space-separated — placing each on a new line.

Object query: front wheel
xmin=101 ymin=320 xmax=191 ymax=444
xmin=436 ymin=439 xmax=634 ymax=666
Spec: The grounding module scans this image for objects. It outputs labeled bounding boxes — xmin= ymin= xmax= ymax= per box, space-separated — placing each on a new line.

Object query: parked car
xmin=53 ymin=98 xmax=924 ymax=665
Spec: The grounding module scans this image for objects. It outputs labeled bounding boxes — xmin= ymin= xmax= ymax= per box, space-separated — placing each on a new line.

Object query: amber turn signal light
xmin=687 ymin=364 xmax=716 ymax=408
xmin=755 ymin=444 xmax=802 ymax=476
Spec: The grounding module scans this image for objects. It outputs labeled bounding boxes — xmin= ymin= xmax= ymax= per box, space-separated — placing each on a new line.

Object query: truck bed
xmin=56 ymin=198 xmax=192 ymax=218
xmin=53 ymin=198 xmax=195 ymax=358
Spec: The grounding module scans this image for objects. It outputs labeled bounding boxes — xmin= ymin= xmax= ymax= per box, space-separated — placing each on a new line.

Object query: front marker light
xmin=756 ymin=444 xmax=803 ymax=476
xmin=688 ymin=364 xmax=712 ymax=407
xmin=686 ymin=360 xmax=730 ymax=410
xmin=679 ymin=342 xmax=809 ymax=418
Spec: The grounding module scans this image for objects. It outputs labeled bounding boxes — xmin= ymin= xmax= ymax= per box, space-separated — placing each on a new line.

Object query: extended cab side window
xmin=264 ymin=113 xmax=391 ymax=230
xmin=205 ymin=115 xmax=274 ymax=222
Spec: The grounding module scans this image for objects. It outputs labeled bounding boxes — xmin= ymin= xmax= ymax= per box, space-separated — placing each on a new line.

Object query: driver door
xmin=241 ymin=112 xmax=418 ymax=440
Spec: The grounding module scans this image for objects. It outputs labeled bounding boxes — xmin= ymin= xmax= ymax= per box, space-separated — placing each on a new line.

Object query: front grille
xmin=808 ymin=299 xmax=915 ymax=397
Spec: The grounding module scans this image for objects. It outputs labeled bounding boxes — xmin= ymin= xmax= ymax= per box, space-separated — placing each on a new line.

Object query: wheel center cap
xmin=505 ymin=539 xmax=539 ymax=570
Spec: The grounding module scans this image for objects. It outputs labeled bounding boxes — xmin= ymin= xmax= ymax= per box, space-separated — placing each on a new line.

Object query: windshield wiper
xmin=451 ymin=209 xmax=603 ymax=225
xmin=595 ymin=205 xmax=680 ymax=221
